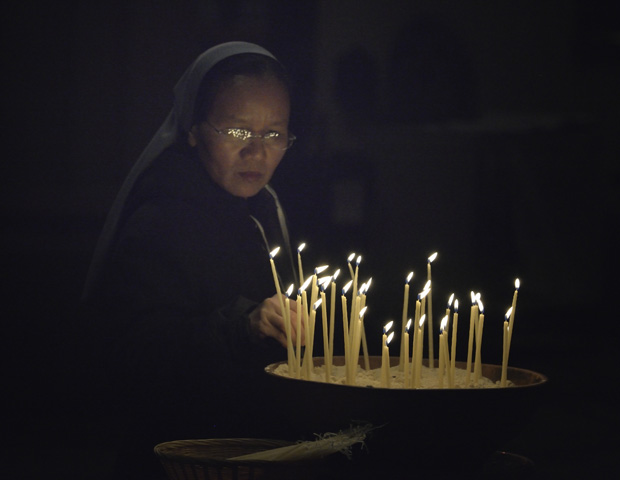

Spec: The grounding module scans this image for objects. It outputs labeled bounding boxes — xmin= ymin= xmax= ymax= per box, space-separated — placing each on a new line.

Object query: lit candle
xmin=403 ymin=319 xmax=412 ymax=387
xmin=349 ymin=305 xmax=367 ymax=384
xmin=352 ymin=255 xmax=362 ymax=313
xmin=473 ymin=298 xmax=485 ymax=384
xmin=381 ymin=321 xmax=394 ymax=388
xmin=414 ymin=314 xmax=426 ymax=388
xmin=420 ymin=280 xmax=431 ymax=370
xmin=307 ymin=298 xmax=322 ymax=378
xmin=426 ymin=252 xmax=437 ymax=368
xmin=328 ymin=269 xmax=340 ymax=366
xmin=508 ymin=279 xmax=520 ymax=352
xmin=501 ymin=307 xmax=512 ymax=387
xmin=411 ymin=288 xmax=429 ymax=372
xmin=284 ymin=284 xmax=295 ymax=373
xmin=341 ymin=280 xmax=352 ymax=384
xmin=438 ymin=316 xmax=448 ymax=388
xmin=309 ymin=265 xmax=329 ymax=325
xmin=450 ymin=300 xmax=459 ymax=388
xmin=297 ymin=243 xmax=306 ymax=286
xmin=269 ymin=247 xmax=286 ymax=327
xmin=445 ymin=293 xmax=454 ymax=338
xmin=347 ymin=253 xmax=356 ymax=280
xmin=319 ymin=279 xmax=331 ymax=382
xmin=465 ymin=291 xmax=479 ymax=386
xmin=400 ymin=272 xmax=414 ymax=371
xmin=300 ymin=276 xmax=312 ymax=378
xmin=360 ymin=279 xmax=371 ymax=370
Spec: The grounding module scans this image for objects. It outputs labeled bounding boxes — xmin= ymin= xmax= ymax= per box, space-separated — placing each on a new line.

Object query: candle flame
xmin=300 ymin=276 xmax=313 ymax=292
xmin=319 ymin=276 xmax=332 ymax=291
xmin=515 ymin=278 xmax=520 ymax=290
xmin=448 ymin=293 xmax=454 ymax=307
xmin=454 ymin=299 xmax=459 ymax=312
xmin=356 ymin=255 xmax=362 ymax=266
xmin=359 ymin=306 xmax=368 ymax=319
xmin=297 ymin=243 xmax=305 ymax=253
xmin=406 ymin=271 xmax=414 ymax=283
xmin=477 ymin=299 xmax=484 ymax=313
xmin=505 ymin=307 xmax=513 ymax=320
xmin=348 ymin=253 xmax=355 ymax=263
xmin=423 ymin=280 xmax=431 ymax=291
xmin=313 ymin=298 xmax=323 ymax=310
xmin=383 ymin=320 xmax=394 ymax=333
xmin=315 ymin=265 xmax=329 ymax=275
xmin=285 ymin=284 xmax=294 ymax=297
xmin=440 ymin=315 xmax=448 ymax=332
xmin=333 ymin=269 xmax=340 ymax=281
xmin=428 ymin=252 xmax=438 ymax=263
xmin=342 ymin=280 xmax=353 ymax=294
xmin=419 ymin=288 xmax=430 ymax=300
xmin=419 ymin=314 xmax=426 ymax=328
xmin=470 ymin=291 xmax=481 ymax=304
xmin=387 ymin=331 xmax=395 ymax=345
xmin=406 ymin=318 xmax=412 ymax=331
xmin=269 ymin=246 xmax=280 ymax=258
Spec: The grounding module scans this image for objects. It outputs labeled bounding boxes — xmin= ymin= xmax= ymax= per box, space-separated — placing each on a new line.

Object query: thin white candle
xmin=297 ymin=243 xmax=306 ymax=286
xmin=474 ymin=299 xmax=485 ymax=384
xmin=411 ymin=288 xmax=429 ymax=370
xmin=501 ymin=307 xmax=512 ymax=387
xmin=465 ymin=291 xmax=479 ymax=386
xmin=404 ymin=319 xmax=412 ymax=387
xmin=438 ymin=316 xmax=448 ymax=388
xmin=284 ymin=284 xmax=295 ymax=373
xmin=319 ymin=281 xmax=331 ymax=382
xmin=400 ymin=272 xmax=414 ymax=371
xmin=268 ymin=247 xmax=286 ymax=325
xmin=450 ymin=300 xmax=459 ymax=388
xmin=352 ymin=255 xmax=362 ymax=314
xmin=347 ymin=253 xmax=356 ymax=280
xmin=445 ymin=293 xmax=454 ymax=338
xmin=360 ymin=280 xmax=371 ymax=370
xmin=295 ymin=290 xmax=302 ymax=378
xmin=299 ymin=276 xmax=312 ymax=378
xmin=427 ymin=252 xmax=437 ymax=368
xmin=508 ymin=279 xmax=520 ymax=351
xmin=349 ymin=305 xmax=367 ymax=384
xmin=307 ymin=298 xmax=322 ymax=377
xmin=328 ymin=269 xmax=340 ymax=365
xmin=387 ymin=331 xmax=394 ymax=387
xmin=341 ymin=280 xmax=352 ymax=384
xmin=414 ymin=314 xmax=426 ymax=388
xmin=381 ymin=321 xmax=394 ymax=388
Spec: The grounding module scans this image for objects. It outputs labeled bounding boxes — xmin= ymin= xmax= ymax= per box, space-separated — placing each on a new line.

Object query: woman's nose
xmin=241 ymin=138 xmax=267 ymax=160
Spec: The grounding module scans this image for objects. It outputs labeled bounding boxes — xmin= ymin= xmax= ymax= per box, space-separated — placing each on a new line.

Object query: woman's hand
xmin=248 ymin=294 xmax=303 ymax=348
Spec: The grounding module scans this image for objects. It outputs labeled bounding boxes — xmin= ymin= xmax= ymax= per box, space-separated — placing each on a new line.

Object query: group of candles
xmin=269 ymin=245 xmax=519 ymax=388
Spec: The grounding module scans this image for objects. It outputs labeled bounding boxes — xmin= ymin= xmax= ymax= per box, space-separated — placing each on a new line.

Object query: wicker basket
xmin=154 ymin=438 xmax=319 ymax=480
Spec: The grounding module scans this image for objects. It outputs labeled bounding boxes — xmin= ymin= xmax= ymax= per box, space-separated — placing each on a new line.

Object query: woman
xmin=82 ymin=42 xmax=302 ymax=478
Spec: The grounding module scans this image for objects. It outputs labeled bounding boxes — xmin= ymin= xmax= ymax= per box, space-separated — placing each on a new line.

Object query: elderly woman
xmin=82 ymin=42 xmax=302 ymax=479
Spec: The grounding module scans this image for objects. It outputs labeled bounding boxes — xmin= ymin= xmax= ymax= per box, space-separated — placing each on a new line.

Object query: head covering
xmin=83 ymin=42 xmax=278 ymax=300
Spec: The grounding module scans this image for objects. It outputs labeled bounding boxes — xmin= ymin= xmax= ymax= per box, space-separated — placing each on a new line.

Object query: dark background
xmin=3 ymin=1 xmax=618 ymax=478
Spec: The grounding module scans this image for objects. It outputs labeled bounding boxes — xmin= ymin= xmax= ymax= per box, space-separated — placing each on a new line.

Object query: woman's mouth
xmin=238 ymin=171 xmax=263 ymax=182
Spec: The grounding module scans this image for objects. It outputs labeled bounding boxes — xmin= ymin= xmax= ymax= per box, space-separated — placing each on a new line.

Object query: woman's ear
xmin=187 ymin=126 xmax=198 ymax=147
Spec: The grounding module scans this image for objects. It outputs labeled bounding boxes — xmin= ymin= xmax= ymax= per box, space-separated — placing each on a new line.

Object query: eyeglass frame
xmin=202 ymin=120 xmax=296 ymax=150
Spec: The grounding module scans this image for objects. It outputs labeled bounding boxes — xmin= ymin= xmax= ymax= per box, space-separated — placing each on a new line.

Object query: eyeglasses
xmin=204 ymin=121 xmax=296 ymax=150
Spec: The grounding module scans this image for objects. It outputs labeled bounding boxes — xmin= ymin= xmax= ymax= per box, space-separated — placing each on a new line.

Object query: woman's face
xmin=188 ymin=74 xmax=290 ymax=198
